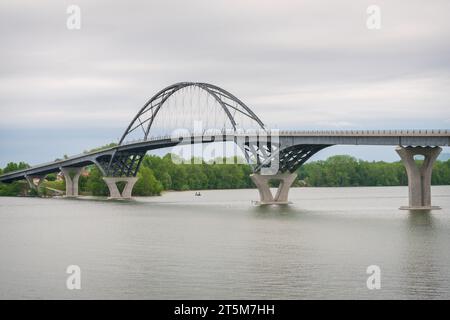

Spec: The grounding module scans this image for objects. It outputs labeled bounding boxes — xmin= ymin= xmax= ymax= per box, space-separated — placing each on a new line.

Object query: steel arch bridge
xmin=102 ymin=82 xmax=323 ymax=178
xmin=0 ymin=81 xmax=448 ymax=206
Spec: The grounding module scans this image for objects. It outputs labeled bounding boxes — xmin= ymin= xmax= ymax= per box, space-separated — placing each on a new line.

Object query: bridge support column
xmin=250 ymin=172 xmax=297 ymax=205
xmin=60 ymin=167 xmax=83 ymax=197
xmin=103 ymin=177 xmax=138 ymax=199
xmin=396 ymin=146 xmax=442 ymax=210
xmin=25 ymin=175 xmax=46 ymax=191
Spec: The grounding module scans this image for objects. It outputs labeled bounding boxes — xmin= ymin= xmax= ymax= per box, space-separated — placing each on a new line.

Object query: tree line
xmin=1 ymin=154 xmax=449 ymax=197
xmin=298 ymin=155 xmax=450 ymax=187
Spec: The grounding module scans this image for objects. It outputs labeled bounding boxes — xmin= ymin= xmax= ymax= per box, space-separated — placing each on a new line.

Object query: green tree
xmin=3 ymin=162 xmax=30 ymax=174
xmin=85 ymin=166 xmax=109 ymax=196
xmin=46 ymin=173 xmax=57 ymax=181
xmin=0 ymin=181 xmax=25 ymax=196
xmin=133 ymin=167 xmax=163 ymax=196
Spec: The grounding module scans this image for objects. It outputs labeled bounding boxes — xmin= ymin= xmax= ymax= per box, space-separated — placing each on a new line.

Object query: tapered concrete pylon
xmin=250 ymin=172 xmax=297 ymax=205
xmin=396 ymin=146 xmax=442 ymax=210
xmin=102 ymin=177 xmax=139 ymax=199
xmin=60 ymin=167 xmax=83 ymax=197
xmin=25 ymin=175 xmax=46 ymax=191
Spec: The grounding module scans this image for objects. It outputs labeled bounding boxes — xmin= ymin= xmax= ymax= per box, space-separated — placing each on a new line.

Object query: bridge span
xmin=0 ymin=82 xmax=449 ymax=210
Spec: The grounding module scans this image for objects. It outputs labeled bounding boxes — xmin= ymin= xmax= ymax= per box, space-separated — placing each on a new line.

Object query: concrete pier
xmin=60 ymin=167 xmax=83 ymax=197
xmin=25 ymin=175 xmax=46 ymax=191
xmin=250 ymin=172 xmax=297 ymax=205
xmin=396 ymin=146 xmax=442 ymax=210
xmin=102 ymin=177 xmax=139 ymax=199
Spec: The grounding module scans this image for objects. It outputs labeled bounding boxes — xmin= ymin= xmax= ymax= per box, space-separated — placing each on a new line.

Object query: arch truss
xmin=242 ymin=139 xmax=331 ymax=174
xmin=95 ymin=151 xmax=146 ymax=177
xmin=100 ymin=82 xmax=268 ymax=177
xmin=119 ymin=82 xmax=266 ymax=145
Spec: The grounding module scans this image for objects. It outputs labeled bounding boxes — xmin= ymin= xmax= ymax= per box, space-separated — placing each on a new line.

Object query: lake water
xmin=0 ymin=186 xmax=450 ymax=299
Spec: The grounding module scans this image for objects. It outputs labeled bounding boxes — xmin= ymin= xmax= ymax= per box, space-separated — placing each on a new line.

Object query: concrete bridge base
xmin=25 ymin=175 xmax=46 ymax=191
xmin=103 ymin=177 xmax=138 ymax=199
xmin=250 ymin=172 xmax=297 ymax=205
xmin=60 ymin=167 xmax=83 ymax=197
xmin=396 ymin=146 xmax=442 ymax=210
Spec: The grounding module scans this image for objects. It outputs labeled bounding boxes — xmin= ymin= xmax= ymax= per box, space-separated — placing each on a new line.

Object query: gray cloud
xmin=0 ymin=0 xmax=449 ymax=164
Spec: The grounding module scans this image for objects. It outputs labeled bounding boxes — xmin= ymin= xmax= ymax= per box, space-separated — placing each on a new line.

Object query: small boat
xmin=195 ymin=192 xmax=202 ymax=196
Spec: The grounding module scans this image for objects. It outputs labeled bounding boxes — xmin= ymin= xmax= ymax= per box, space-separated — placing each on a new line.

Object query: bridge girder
xmin=95 ymin=150 xmax=146 ymax=177
xmin=240 ymin=137 xmax=331 ymax=174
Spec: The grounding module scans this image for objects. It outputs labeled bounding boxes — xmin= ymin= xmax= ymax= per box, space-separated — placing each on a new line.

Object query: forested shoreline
xmin=0 ymin=154 xmax=449 ymax=197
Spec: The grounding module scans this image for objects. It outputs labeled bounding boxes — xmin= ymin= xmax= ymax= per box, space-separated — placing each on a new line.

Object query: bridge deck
xmin=1 ymin=130 xmax=449 ymax=183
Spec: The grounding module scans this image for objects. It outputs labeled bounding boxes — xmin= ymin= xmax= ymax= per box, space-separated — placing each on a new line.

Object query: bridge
xmin=0 ymin=82 xmax=449 ymax=210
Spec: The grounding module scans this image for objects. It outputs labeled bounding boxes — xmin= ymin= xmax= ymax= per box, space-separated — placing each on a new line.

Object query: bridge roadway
xmin=0 ymin=129 xmax=449 ymax=210
xmin=1 ymin=129 xmax=448 ymax=183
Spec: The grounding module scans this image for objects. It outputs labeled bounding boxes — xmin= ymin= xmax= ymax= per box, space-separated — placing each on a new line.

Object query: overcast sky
xmin=0 ymin=0 xmax=449 ymax=166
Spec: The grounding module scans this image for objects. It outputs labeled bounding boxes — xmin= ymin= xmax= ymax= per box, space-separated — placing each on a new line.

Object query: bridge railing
xmin=278 ymin=129 xmax=449 ymax=136
xmin=120 ymin=129 xmax=450 ymax=145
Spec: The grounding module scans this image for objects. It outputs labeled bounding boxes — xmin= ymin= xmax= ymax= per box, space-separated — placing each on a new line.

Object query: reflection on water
xmin=0 ymin=186 xmax=449 ymax=299
xmin=403 ymin=211 xmax=441 ymax=299
xmin=408 ymin=210 xmax=434 ymax=227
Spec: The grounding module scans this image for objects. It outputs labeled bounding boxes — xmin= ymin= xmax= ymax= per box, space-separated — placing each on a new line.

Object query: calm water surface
xmin=0 ymin=186 xmax=449 ymax=299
